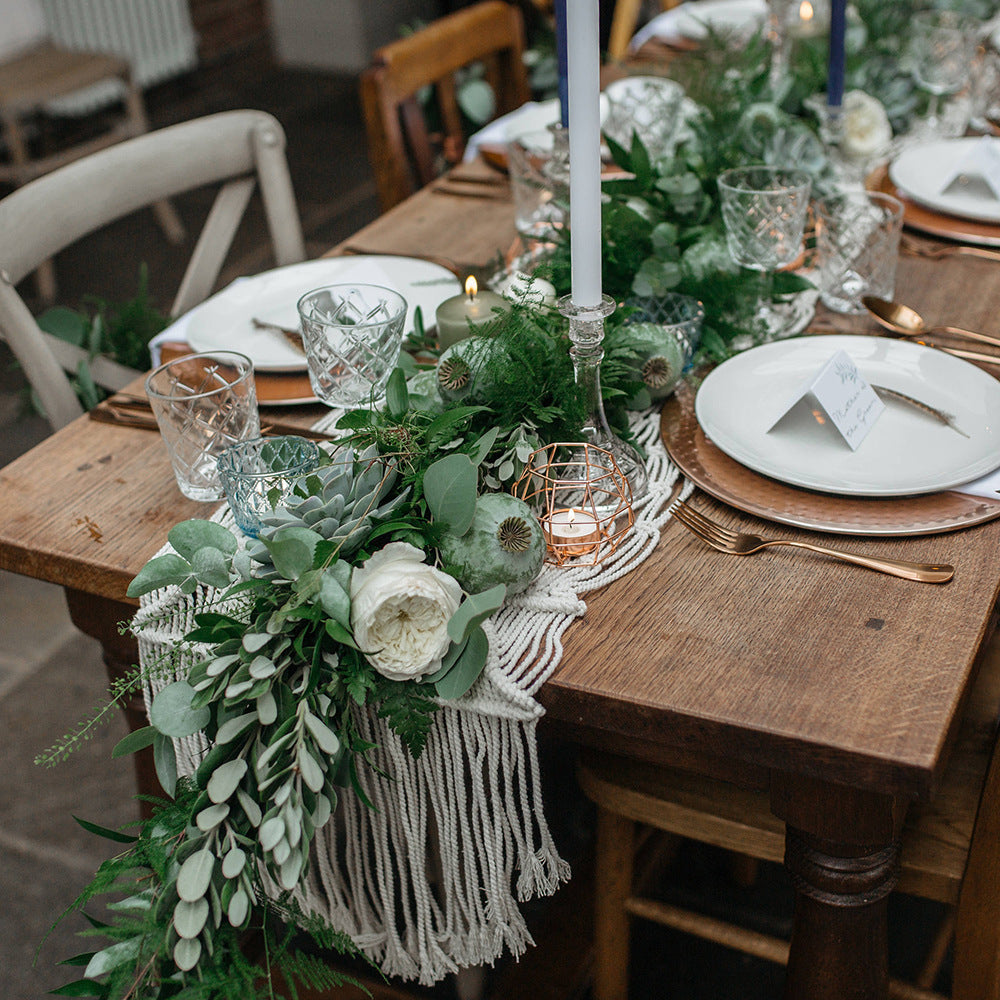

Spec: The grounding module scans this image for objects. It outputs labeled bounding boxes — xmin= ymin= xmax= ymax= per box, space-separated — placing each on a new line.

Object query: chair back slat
xmin=0 ymin=109 xmax=306 ymax=430
xmin=360 ymin=0 xmax=530 ymax=212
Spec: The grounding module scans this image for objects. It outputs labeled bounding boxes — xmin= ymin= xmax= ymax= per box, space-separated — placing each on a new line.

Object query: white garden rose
xmin=841 ymin=90 xmax=892 ymax=161
xmin=350 ymin=541 xmax=463 ymax=682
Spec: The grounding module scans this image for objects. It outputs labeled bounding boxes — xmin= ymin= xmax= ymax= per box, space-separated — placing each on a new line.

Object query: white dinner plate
xmin=186 ymin=256 xmax=461 ymax=371
xmin=671 ymin=0 xmax=765 ymax=40
xmin=695 ymin=335 xmax=1000 ymax=497
xmin=889 ymin=139 xmax=1000 ymax=224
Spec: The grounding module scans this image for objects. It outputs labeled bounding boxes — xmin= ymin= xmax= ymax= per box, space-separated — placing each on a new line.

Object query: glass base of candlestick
xmin=559 ymin=294 xmax=648 ymax=502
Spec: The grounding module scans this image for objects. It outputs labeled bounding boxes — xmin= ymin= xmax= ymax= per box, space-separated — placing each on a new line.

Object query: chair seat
xmin=0 ymin=41 xmax=129 ymax=110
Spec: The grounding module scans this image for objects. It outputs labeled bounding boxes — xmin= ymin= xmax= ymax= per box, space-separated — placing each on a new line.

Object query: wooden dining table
xmin=4 ymin=163 xmax=1000 ymax=1000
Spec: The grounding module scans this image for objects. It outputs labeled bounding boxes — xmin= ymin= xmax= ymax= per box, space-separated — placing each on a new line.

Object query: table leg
xmin=771 ymin=774 xmax=903 ymax=1000
xmin=63 ymin=587 xmax=163 ymax=817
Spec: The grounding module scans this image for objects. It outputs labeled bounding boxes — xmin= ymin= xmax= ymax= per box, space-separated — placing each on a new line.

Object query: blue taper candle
xmin=555 ymin=0 xmax=569 ymax=127
xmin=827 ymin=0 xmax=846 ymax=109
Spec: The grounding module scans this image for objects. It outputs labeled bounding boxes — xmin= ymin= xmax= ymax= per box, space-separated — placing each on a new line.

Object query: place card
xmin=940 ymin=136 xmax=1000 ymax=202
xmin=768 ymin=349 xmax=885 ymax=450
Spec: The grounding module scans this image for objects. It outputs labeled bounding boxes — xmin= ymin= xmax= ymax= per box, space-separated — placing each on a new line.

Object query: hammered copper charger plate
xmin=867 ymin=164 xmax=1000 ymax=247
xmin=661 ymin=382 xmax=1000 ymax=536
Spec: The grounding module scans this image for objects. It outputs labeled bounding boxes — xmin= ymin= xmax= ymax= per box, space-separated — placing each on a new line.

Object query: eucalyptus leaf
xmin=150 ymin=681 xmax=211 ymax=738
xmin=152 ymin=731 xmax=177 ymax=798
xmin=83 ymin=938 xmax=141 ymax=979
xmin=236 ymin=788 xmax=262 ymax=827
xmin=259 ymin=816 xmax=286 ymax=851
xmin=297 ymin=747 xmax=326 ymax=793
xmin=173 ymin=897 xmax=210 ymax=939
xmin=318 ymin=571 xmax=352 ymax=629
xmin=265 ymin=526 xmax=323 ymax=580
xmin=222 ymin=846 xmax=247 ymax=879
xmin=168 ymin=519 xmax=238 ymax=560
xmin=195 ymin=802 xmax=230 ymax=831
xmin=72 ymin=816 xmax=137 ymax=844
xmin=468 ymin=426 xmax=501 ymax=467
xmin=215 ymin=712 xmax=257 ymax=745
xmin=190 ymin=546 xmax=231 ymax=589
xmin=446 ymin=584 xmax=505 ymax=644
xmin=278 ymin=848 xmax=304 ymax=890
xmin=207 ymin=758 xmax=247 ymax=804
xmin=176 ymin=847 xmax=215 ymax=902
xmin=126 ymin=553 xmax=192 ymax=598
xmin=256 ymin=691 xmax=278 ymax=725
xmin=424 ymin=454 xmax=477 ymax=535
xmin=228 ymin=887 xmax=249 ymax=927
xmin=304 ymin=712 xmax=341 ymax=756
xmin=385 ymin=366 xmax=409 ymax=418
xmin=111 ymin=725 xmax=156 ymax=759
xmin=173 ymin=936 xmax=202 ymax=972
xmin=435 ymin=625 xmax=489 ymax=699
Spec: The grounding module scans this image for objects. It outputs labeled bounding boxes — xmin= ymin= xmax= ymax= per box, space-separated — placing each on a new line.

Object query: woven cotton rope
xmin=134 ymin=408 xmax=680 ymax=984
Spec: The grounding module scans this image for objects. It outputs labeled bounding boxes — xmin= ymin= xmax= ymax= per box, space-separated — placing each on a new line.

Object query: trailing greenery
xmin=34 ymin=265 xmax=169 ymax=411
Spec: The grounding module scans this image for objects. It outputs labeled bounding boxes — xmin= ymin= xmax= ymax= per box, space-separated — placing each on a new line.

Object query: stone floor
xmin=0 ymin=41 xmax=956 ymax=1000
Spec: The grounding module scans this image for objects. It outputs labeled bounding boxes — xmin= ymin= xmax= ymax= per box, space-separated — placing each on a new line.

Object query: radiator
xmin=39 ymin=0 xmax=199 ymax=113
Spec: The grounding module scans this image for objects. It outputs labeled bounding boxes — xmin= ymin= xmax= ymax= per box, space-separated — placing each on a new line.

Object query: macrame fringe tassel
xmin=301 ymin=705 xmax=569 ymax=985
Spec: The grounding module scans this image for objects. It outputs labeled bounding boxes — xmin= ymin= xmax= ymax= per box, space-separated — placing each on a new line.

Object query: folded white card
xmin=768 ymin=350 xmax=885 ymax=451
xmin=939 ymin=135 xmax=1000 ymax=202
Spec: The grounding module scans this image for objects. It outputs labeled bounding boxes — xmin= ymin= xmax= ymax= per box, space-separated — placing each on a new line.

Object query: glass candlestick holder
xmin=558 ymin=294 xmax=648 ymax=500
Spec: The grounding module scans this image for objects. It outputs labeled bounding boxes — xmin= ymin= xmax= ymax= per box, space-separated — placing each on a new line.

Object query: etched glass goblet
xmin=910 ymin=10 xmax=977 ymax=137
xmin=717 ymin=166 xmax=811 ymax=341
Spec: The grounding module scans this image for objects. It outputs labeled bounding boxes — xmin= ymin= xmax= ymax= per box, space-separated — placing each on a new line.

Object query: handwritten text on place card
xmin=768 ymin=350 xmax=885 ymax=451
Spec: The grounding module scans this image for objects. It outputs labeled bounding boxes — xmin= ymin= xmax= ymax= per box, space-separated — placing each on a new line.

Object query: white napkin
xmin=629 ymin=0 xmax=765 ymax=50
xmin=951 ymin=466 xmax=1000 ymax=500
xmin=462 ymin=100 xmax=562 ymax=162
xmin=148 ymin=259 xmax=401 ymax=367
xmin=939 ymin=136 xmax=1000 ymax=202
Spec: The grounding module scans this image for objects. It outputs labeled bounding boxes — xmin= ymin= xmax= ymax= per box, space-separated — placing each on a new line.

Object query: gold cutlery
xmin=671 ymin=500 xmax=954 ymax=583
xmin=90 ymin=394 xmax=334 ymax=441
xmin=900 ymin=233 xmax=1000 ymax=264
xmin=863 ymin=296 xmax=1000 ymax=352
xmin=431 ymin=182 xmax=509 ymax=201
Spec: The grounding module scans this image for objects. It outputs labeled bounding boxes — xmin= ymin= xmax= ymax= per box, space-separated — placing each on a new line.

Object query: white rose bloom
xmin=841 ymin=90 xmax=892 ymax=161
xmin=350 ymin=541 xmax=463 ymax=682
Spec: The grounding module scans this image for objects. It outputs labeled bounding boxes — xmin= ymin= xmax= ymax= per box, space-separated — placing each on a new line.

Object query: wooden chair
xmin=359 ymin=0 xmax=531 ymax=213
xmin=0 ymin=109 xmax=306 ymax=430
xmin=0 ymin=37 xmax=185 ymax=302
xmin=607 ymin=0 xmax=683 ymax=60
xmin=578 ymin=629 xmax=1000 ymax=1000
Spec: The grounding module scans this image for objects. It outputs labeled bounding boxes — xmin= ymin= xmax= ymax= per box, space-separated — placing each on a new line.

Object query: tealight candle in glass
xmin=541 ymin=507 xmax=602 ymax=558
xmin=435 ymin=275 xmax=511 ymax=350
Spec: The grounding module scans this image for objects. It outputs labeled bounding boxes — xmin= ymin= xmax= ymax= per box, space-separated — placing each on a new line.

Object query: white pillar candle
xmin=566 ymin=0 xmax=602 ymax=308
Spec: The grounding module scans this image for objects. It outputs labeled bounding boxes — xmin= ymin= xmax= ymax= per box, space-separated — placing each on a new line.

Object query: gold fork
xmin=900 ymin=233 xmax=1000 ymax=264
xmin=671 ymin=500 xmax=954 ymax=583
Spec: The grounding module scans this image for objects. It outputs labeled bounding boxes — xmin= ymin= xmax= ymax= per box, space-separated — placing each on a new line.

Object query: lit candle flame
xmin=568 ymin=509 xmax=576 ymax=527
xmin=464 ymin=275 xmax=478 ymax=299
xmin=799 ymin=0 xmax=813 ymax=21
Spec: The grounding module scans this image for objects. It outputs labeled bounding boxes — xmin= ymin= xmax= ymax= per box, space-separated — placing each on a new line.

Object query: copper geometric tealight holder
xmin=513 ymin=442 xmax=635 ymax=567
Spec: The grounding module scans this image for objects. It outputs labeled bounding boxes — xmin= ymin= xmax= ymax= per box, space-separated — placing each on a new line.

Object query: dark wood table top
xmin=4 ymin=171 xmax=1000 ymax=808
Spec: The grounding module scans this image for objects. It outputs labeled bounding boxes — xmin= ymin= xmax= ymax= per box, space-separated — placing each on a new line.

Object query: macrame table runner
xmin=135 ymin=409 xmax=681 ymax=984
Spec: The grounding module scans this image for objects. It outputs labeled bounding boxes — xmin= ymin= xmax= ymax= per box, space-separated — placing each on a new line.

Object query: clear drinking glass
xmin=145 ymin=350 xmax=259 ymax=501
xmin=217 ymin=435 xmax=321 ymax=537
xmin=507 ymin=126 xmax=569 ymax=244
xmin=297 ymin=283 xmax=407 ymax=408
xmin=910 ymin=11 xmax=977 ymax=136
xmin=717 ymin=166 xmax=812 ymax=337
xmin=816 ymin=192 xmax=903 ymax=314
xmin=602 ymin=76 xmax=685 ymax=161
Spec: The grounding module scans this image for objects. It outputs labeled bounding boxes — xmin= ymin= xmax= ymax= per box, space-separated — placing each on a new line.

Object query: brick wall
xmin=187 ymin=0 xmax=269 ymax=62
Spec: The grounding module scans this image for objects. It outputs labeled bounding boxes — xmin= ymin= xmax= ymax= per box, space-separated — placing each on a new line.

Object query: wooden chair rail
xmin=359 ymin=0 xmax=530 ymax=213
